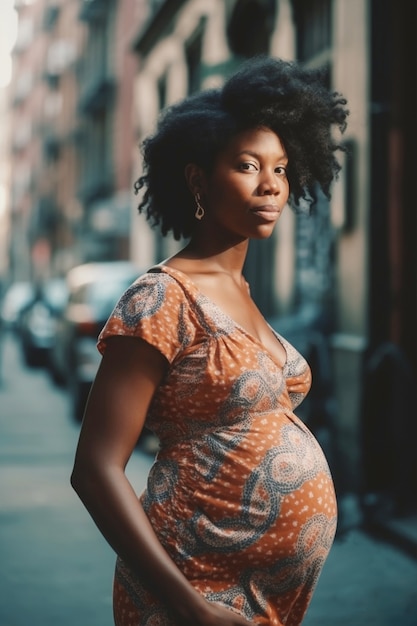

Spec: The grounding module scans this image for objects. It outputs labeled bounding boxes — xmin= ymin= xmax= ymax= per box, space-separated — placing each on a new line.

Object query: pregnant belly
xmin=187 ymin=456 xmax=337 ymax=566
xmin=146 ymin=419 xmax=337 ymax=574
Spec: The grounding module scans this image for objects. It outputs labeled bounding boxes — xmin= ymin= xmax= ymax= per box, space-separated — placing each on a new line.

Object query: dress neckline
xmin=149 ymin=264 xmax=288 ymax=371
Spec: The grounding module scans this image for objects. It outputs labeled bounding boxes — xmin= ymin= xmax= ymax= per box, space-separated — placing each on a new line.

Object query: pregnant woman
xmin=71 ymin=56 xmax=348 ymax=626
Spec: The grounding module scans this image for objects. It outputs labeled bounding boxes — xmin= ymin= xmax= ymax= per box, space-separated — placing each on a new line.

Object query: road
xmin=0 ymin=332 xmax=416 ymax=626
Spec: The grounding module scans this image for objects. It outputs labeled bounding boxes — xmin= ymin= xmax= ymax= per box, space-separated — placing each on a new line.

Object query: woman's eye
xmin=239 ymin=162 xmax=257 ymax=171
xmin=276 ymin=166 xmax=287 ymax=176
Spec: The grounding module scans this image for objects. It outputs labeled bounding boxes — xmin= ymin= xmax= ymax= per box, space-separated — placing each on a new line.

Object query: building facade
xmin=8 ymin=0 xmax=50 ymax=281
xmin=77 ymin=0 xmax=144 ymax=263
xmin=7 ymin=0 xmax=147 ymax=279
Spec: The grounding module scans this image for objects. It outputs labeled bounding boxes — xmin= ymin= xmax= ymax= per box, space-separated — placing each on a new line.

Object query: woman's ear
xmin=184 ymin=163 xmax=206 ymax=195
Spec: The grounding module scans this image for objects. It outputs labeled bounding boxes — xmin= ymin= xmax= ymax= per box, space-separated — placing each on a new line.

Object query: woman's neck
xmin=174 ymin=236 xmax=249 ymax=276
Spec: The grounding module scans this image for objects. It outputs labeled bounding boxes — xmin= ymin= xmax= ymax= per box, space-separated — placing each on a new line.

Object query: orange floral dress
xmin=97 ymin=265 xmax=337 ymax=626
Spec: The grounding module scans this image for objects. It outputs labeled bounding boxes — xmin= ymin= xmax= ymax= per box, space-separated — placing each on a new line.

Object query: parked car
xmin=19 ymin=278 xmax=68 ymax=368
xmin=51 ymin=261 xmax=142 ymax=421
xmin=0 ymin=281 xmax=34 ymax=332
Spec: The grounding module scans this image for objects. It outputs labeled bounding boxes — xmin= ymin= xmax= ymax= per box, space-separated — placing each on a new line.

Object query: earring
xmin=194 ymin=193 xmax=205 ymax=220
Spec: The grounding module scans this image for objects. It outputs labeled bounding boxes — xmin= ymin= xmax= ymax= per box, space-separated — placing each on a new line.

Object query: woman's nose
xmin=259 ymin=172 xmax=279 ymax=195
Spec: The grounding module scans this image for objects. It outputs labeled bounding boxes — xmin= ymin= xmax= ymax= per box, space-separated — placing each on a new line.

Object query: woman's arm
xmin=71 ymin=336 xmax=253 ymax=626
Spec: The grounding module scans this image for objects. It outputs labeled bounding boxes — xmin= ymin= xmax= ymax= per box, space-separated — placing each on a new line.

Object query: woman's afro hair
xmin=134 ymin=55 xmax=349 ymax=240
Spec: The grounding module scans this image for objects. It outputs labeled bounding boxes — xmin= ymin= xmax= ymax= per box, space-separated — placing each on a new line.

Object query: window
xmin=185 ymin=19 xmax=205 ymax=94
xmin=157 ymin=75 xmax=167 ymax=110
xmin=227 ymin=0 xmax=275 ymax=58
xmin=293 ymin=0 xmax=332 ymax=63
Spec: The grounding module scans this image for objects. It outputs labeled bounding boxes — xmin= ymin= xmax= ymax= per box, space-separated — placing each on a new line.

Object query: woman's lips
xmin=250 ymin=205 xmax=280 ymax=221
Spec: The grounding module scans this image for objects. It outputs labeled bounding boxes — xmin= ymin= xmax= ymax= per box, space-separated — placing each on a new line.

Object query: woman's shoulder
xmin=146 ymin=264 xmax=203 ymax=298
xmin=113 ymin=267 xmax=193 ymax=319
xmin=97 ymin=267 xmax=199 ymax=360
xmin=121 ymin=265 xmax=194 ymax=297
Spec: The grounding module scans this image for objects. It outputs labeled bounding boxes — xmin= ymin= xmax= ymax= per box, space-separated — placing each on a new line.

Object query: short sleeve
xmin=97 ymin=272 xmax=196 ymax=364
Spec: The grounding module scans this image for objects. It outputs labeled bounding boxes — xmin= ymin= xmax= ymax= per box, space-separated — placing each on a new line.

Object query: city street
xmin=0 ymin=332 xmax=416 ymax=626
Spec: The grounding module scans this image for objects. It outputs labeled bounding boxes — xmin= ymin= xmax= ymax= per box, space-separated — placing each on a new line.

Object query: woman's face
xmin=201 ymin=126 xmax=290 ymax=241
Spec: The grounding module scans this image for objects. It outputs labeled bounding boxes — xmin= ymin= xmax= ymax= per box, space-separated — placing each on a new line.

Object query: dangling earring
xmin=194 ymin=193 xmax=205 ymax=220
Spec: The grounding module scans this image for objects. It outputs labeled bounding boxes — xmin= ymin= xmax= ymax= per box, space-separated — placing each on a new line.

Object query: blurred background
xmin=0 ymin=1 xmax=416 ymax=624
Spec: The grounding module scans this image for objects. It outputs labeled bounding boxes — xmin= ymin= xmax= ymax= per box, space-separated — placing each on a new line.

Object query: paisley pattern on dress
xmin=98 ymin=265 xmax=337 ymax=626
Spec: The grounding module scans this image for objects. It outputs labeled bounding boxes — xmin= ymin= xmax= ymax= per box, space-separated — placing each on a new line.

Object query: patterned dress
xmin=97 ymin=265 xmax=337 ymax=626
